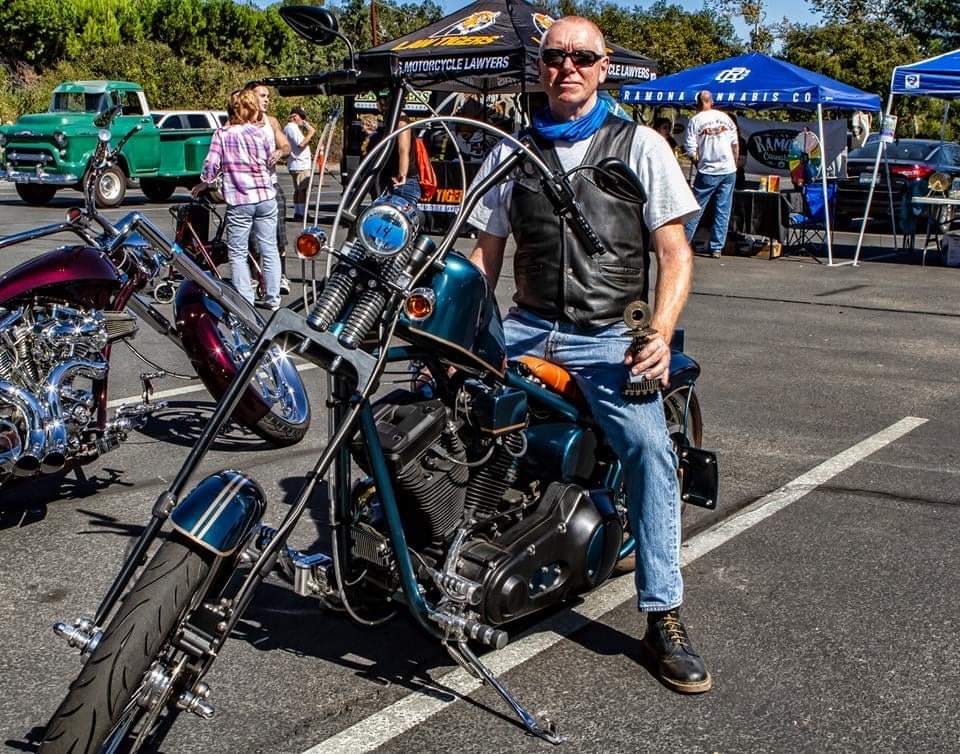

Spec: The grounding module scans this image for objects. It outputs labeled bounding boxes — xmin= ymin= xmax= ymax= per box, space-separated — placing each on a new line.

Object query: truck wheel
xmin=15 ymin=184 xmax=57 ymax=206
xmin=141 ymin=178 xmax=176 ymax=202
xmin=94 ymin=165 xmax=127 ymax=208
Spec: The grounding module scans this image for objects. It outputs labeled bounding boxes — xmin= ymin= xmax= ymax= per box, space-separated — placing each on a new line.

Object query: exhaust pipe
xmin=0 ymin=357 xmax=108 ymax=476
xmin=0 ymin=419 xmax=21 ymax=476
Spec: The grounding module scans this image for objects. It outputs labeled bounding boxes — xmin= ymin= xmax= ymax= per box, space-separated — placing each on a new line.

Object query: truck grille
xmin=7 ymin=151 xmax=53 ymax=167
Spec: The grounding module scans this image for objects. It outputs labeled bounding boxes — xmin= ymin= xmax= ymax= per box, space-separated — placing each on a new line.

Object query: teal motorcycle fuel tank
xmin=399 ymin=252 xmax=506 ymax=376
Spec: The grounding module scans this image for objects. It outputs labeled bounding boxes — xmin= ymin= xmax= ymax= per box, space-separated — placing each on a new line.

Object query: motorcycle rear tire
xmin=663 ymin=386 xmax=703 ymax=449
xmin=39 ymin=535 xmax=213 ymax=754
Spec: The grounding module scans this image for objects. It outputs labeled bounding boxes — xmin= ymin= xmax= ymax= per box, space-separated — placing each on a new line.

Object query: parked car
xmin=0 ymin=81 xmax=217 ymax=206
xmin=152 ymin=110 xmax=228 ymax=130
xmin=835 ymin=135 xmax=960 ymax=233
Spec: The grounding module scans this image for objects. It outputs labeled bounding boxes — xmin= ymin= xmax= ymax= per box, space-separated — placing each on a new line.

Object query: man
xmin=467 ymin=16 xmax=711 ymax=693
xmin=245 ymin=82 xmax=292 ymax=294
xmin=284 ymin=106 xmax=317 ymax=221
xmin=683 ymin=90 xmax=739 ymax=258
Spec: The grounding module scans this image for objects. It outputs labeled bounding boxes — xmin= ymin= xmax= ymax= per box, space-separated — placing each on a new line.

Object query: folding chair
xmin=786 ymin=182 xmax=837 ymax=261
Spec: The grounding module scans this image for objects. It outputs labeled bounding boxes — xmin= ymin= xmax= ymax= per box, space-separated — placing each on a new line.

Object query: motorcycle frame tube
xmin=0 ymin=221 xmax=98 ymax=251
xmin=92 ymin=309 xmax=377 ymax=629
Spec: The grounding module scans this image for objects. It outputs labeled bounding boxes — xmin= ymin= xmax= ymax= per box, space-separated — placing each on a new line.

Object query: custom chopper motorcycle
xmin=39 ymin=7 xmax=717 ymax=751
xmin=0 ymin=108 xmax=310 ymax=490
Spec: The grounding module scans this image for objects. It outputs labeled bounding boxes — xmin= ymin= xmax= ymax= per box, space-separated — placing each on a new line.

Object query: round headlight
xmin=356 ymin=195 xmax=422 ymax=257
xmin=97 ymin=129 xmax=111 ymax=144
xmin=53 ymin=131 xmax=67 ymax=147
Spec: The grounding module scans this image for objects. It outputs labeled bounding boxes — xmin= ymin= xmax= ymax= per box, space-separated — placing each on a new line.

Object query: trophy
xmin=622 ymin=300 xmax=661 ymax=400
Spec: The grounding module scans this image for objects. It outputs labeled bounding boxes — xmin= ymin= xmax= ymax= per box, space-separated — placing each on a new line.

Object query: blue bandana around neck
xmin=532 ymin=96 xmax=609 ymax=142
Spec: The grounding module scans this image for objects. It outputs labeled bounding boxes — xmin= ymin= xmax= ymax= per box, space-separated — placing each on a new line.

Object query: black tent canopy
xmin=359 ymin=0 xmax=657 ymax=94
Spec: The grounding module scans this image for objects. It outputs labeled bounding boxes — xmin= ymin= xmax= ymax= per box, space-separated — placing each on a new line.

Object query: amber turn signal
xmin=296 ymin=231 xmax=323 ymax=258
xmin=404 ymin=288 xmax=435 ymax=320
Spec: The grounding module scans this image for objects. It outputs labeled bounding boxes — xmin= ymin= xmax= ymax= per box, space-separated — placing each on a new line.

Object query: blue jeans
xmin=503 ymin=309 xmax=682 ymax=611
xmin=684 ymin=171 xmax=736 ymax=253
xmin=390 ymin=176 xmax=421 ymax=204
xmin=226 ymin=199 xmax=281 ymax=307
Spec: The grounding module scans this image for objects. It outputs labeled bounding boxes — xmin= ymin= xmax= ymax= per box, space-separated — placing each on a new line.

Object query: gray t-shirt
xmin=467 ymin=125 xmax=699 ymax=239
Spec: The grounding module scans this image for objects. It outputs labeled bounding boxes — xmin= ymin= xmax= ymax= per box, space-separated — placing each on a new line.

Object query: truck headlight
xmin=53 ymin=131 xmax=67 ymax=147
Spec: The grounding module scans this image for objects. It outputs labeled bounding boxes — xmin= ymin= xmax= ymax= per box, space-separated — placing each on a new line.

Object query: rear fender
xmin=170 ymin=470 xmax=266 ymax=557
xmin=668 ymin=350 xmax=700 ymax=392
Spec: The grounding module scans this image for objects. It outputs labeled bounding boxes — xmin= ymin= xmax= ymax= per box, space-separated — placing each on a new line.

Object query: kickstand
xmin=445 ymin=640 xmax=564 ymax=745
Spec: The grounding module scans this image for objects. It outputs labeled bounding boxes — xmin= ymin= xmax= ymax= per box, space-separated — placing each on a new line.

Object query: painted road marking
xmin=106 ymin=362 xmax=318 ymax=409
xmin=301 ymin=415 xmax=927 ymax=754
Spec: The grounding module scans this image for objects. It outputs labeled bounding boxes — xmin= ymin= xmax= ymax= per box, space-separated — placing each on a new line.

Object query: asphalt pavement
xmin=0 ymin=176 xmax=957 ymax=753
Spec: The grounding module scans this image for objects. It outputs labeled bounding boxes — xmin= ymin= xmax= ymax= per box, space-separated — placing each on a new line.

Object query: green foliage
xmin=780 ymin=20 xmax=960 ymax=140
xmin=548 ymin=0 xmax=743 ymax=75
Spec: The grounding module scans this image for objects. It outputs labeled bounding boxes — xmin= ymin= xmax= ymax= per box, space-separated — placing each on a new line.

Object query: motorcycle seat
xmin=515 ymin=355 xmax=586 ymax=407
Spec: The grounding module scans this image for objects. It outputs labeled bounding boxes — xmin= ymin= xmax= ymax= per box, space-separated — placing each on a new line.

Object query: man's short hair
xmin=290 ymin=106 xmax=307 ymax=119
xmin=695 ymin=90 xmax=713 ymax=107
xmin=538 ymin=16 xmax=606 ymax=55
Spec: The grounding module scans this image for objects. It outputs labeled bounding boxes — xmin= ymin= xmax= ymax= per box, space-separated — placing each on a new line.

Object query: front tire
xmin=15 ymin=183 xmax=57 ymax=206
xmin=94 ymin=165 xmax=127 ymax=208
xmin=40 ymin=536 xmax=213 ymax=754
xmin=175 ymin=281 xmax=311 ymax=446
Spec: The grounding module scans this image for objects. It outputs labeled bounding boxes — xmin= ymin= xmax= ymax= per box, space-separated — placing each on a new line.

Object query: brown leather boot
xmin=642 ymin=609 xmax=712 ymax=693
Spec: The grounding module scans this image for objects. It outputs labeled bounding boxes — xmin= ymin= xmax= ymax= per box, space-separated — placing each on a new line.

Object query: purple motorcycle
xmin=0 ymin=110 xmax=310 ymax=489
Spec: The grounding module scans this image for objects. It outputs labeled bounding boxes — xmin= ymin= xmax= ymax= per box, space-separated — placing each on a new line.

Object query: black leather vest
xmin=509 ymin=115 xmax=650 ymax=328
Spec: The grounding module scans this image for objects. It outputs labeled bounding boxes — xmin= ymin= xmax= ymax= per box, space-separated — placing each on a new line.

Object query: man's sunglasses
xmin=540 ymin=48 xmax=605 ymax=68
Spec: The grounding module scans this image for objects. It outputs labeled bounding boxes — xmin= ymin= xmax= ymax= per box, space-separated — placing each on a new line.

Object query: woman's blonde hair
xmin=228 ymin=89 xmax=259 ymax=125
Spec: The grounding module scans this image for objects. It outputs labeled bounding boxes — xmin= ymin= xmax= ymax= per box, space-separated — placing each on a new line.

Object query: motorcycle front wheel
xmin=40 ymin=536 xmax=214 ymax=754
xmin=175 ymin=281 xmax=311 ymax=446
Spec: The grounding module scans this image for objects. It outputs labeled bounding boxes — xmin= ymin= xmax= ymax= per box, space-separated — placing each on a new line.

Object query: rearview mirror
xmin=279 ymin=5 xmax=340 ymax=46
xmin=93 ymin=105 xmax=122 ymax=129
xmin=594 ymin=157 xmax=646 ymax=205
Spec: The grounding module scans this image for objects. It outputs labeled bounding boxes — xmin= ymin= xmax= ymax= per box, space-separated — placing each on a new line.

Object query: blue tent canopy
xmin=891 ymin=49 xmax=960 ymax=98
xmin=620 ymin=52 xmax=880 ymax=111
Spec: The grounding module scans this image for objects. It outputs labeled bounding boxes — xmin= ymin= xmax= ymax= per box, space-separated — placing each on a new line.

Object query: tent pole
xmin=818 ymin=104 xmax=834 ymax=265
xmin=941 ymin=101 xmax=950 ymax=143
xmin=853 ymin=90 xmax=895 ymax=266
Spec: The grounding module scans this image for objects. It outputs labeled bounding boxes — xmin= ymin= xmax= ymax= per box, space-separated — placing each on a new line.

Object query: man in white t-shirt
xmin=683 ymin=90 xmax=739 ymax=258
xmin=468 ymin=16 xmax=711 ymax=695
xmin=283 ymin=106 xmax=316 ymax=221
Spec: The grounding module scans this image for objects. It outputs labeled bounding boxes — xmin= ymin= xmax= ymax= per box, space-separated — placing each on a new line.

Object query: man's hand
xmin=191 ymin=182 xmax=209 ymax=199
xmin=391 ymin=174 xmax=406 ymax=187
xmin=624 ymin=334 xmax=671 ymax=386
xmin=267 ymin=149 xmax=281 ymax=169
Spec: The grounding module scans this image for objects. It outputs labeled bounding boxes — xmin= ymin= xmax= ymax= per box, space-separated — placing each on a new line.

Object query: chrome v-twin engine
xmin=0 ymin=303 xmax=139 ymax=481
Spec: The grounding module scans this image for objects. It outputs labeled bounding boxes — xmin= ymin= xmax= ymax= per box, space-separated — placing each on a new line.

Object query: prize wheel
xmin=788 ymin=130 xmax=822 ymax=184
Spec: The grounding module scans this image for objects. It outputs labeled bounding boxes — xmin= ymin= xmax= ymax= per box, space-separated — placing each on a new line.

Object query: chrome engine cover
xmin=0 ymin=303 xmax=113 ymax=480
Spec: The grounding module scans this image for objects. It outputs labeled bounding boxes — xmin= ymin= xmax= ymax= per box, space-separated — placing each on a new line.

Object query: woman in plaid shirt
xmin=193 ymin=89 xmax=282 ymax=310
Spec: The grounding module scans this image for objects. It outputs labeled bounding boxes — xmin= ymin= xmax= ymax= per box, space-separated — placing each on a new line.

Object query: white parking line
xmin=105 ymin=362 xmax=318 ymax=409
xmin=301 ymin=415 xmax=927 ymax=754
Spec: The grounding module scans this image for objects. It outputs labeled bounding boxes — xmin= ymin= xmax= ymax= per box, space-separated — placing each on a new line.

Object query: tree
xmin=548 ymin=0 xmax=743 ymax=75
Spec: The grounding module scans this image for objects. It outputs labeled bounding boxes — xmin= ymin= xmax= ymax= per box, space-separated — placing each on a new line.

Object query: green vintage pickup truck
xmin=0 ymin=80 xmax=215 ymax=207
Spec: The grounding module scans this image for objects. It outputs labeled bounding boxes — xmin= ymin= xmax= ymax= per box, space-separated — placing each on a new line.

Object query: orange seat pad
xmin=516 ymin=355 xmax=585 ymax=405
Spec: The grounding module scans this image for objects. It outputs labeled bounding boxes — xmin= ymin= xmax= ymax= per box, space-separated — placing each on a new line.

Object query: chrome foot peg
xmin=54 ymin=616 xmax=102 ymax=657
xmin=177 ymin=682 xmax=215 ymax=719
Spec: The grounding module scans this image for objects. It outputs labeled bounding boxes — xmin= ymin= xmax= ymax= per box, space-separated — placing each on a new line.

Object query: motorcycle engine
xmin=0 ymin=304 xmax=137 ymax=476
